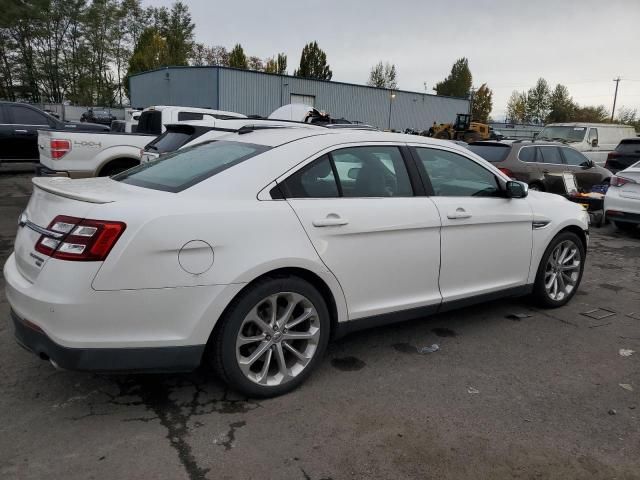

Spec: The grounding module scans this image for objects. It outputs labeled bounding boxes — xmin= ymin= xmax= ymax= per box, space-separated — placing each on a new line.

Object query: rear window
xmin=114 ymin=140 xmax=270 ymax=192
xmin=145 ymin=129 xmax=194 ymax=154
xmin=137 ymin=110 xmax=162 ymax=134
xmin=616 ymin=140 xmax=640 ymax=154
xmin=467 ymin=144 xmax=510 ymax=162
xmin=178 ymin=111 xmax=204 ymax=121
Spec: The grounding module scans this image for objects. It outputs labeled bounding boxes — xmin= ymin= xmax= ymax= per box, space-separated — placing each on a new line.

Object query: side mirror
xmin=591 ymin=138 xmax=598 ymax=148
xmin=581 ymin=160 xmax=594 ymax=169
xmin=506 ymin=180 xmax=528 ymax=198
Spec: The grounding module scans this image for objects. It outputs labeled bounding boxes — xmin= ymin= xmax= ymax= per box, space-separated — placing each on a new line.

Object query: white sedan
xmin=5 ymin=127 xmax=589 ymax=397
xmin=604 ymin=161 xmax=640 ymax=232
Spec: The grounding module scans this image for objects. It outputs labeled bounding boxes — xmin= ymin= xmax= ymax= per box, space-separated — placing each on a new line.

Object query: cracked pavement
xmin=1 ymin=171 xmax=639 ymax=479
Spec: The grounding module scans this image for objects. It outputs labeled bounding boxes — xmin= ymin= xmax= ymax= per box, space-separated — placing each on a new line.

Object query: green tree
xmin=434 ymin=57 xmax=472 ymax=97
xmin=228 ymin=43 xmax=247 ymax=69
xmin=573 ymin=105 xmax=609 ymax=123
xmin=367 ymin=61 xmax=397 ymax=89
xmin=125 ymin=27 xmax=167 ymax=95
xmin=506 ymin=91 xmax=529 ymax=123
xmin=294 ymin=41 xmax=332 ymax=80
xmin=471 ymin=83 xmax=492 ymax=123
xmin=526 ymin=78 xmax=551 ymax=124
xmin=153 ymin=1 xmax=193 ymax=65
xmin=265 ymin=53 xmax=287 ymax=74
xmin=547 ymin=84 xmax=575 ymax=123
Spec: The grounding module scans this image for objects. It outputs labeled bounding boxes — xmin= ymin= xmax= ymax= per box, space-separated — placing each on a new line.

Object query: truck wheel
xmin=210 ymin=276 xmax=330 ymax=398
xmin=99 ymin=160 xmax=138 ymax=177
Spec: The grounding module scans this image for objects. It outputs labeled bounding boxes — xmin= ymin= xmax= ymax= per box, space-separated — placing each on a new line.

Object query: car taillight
xmin=499 ymin=167 xmax=514 ymax=178
xmin=35 ymin=215 xmax=126 ymax=261
xmin=610 ymin=175 xmax=636 ymax=187
xmin=50 ymin=139 xmax=71 ymax=159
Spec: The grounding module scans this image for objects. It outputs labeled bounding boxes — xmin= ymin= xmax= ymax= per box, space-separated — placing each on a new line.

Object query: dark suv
xmin=468 ymin=140 xmax=611 ymax=192
xmin=605 ymin=138 xmax=640 ymax=174
xmin=0 ymin=102 xmax=108 ymax=164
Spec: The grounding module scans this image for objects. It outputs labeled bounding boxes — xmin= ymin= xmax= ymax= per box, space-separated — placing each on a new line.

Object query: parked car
xmin=604 ymin=160 xmax=640 ymax=231
xmin=140 ymin=118 xmax=324 ymax=164
xmin=37 ymin=129 xmax=156 ymax=177
xmin=0 ymin=101 xmax=108 ymax=165
xmin=536 ymin=123 xmax=636 ymax=166
xmin=80 ymin=109 xmax=116 ymax=126
xmin=6 ymin=128 xmax=589 ymax=397
xmin=468 ymin=140 xmax=611 ymax=192
xmin=605 ymin=138 xmax=640 ymax=174
xmin=136 ymin=105 xmax=247 ymax=135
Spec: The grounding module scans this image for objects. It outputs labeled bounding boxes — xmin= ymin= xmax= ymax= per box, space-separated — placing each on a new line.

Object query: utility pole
xmin=611 ymin=77 xmax=621 ymax=122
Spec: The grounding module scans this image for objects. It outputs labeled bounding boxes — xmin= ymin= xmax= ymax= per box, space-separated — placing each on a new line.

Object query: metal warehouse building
xmin=129 ymin=66 xmax=469 ymax=131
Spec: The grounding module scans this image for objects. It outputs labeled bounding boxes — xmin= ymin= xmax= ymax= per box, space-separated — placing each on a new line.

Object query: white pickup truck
xmin=37 ymin=106 xmax=247 ymax=177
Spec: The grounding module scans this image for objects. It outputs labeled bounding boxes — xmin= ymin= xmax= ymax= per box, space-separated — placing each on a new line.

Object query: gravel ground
xmin=1 ymin=171 xmax=638 ymax=480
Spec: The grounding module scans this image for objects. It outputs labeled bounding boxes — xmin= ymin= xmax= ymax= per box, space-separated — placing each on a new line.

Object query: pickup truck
xmin=37 ymin=105 xmax=247 ymax=177
xmin=0 ymin=101 xmax=108 ymax=166
xmin=37 ymin=130 xmax=156 ymax=177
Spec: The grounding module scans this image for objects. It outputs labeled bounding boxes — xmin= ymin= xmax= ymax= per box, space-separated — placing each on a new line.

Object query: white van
xmin=135 ymin=105 xmax=246 ymax=135
xmin=537 ymin=123 xmax=637 ymax=166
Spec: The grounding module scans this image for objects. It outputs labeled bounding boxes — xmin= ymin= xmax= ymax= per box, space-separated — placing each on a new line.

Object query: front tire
xmin=210 ymin=276 xmax=330 ymax=398
xmin=532 ymin=231 xmax=585 ymax=308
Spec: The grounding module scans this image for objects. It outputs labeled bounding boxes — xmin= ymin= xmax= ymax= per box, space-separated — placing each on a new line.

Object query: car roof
xmin=211 ymin=127 xmax=475 ymax=151
xmin=545 ymin=122 xmax=634 ymax=128
xmin=143 ymin=105 xmax=247 ymax=118
xmin=470 ymin=140 xmax=565 ymax=148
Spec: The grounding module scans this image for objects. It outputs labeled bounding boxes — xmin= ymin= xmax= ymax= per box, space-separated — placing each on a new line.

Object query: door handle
xmin=312 ymin=214 xmax=349 ymax=227
xmin=447 ymin=208 xmax=472 ymax=220
xmin=14 ymin=129 xmax=28 ymax=134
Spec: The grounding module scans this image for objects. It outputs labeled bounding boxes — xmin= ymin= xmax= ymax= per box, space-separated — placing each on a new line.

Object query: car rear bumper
xmin=12 ymin=309 xmax=204 ymax=372
xmin=604 ymin=189 xmax=640 ymax=223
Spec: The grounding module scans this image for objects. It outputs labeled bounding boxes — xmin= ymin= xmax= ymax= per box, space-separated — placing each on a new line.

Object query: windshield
xmin=537 ymin=126 xmax=586 ymax=143
xmin=114 ymin=140 xmax=270 ymax=192
xmin=467 ymin=144 xmax=510 ymax=162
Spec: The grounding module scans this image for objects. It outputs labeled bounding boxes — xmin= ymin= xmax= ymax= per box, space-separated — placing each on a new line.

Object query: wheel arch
xmin=557 ymin=224 xmax=588 ymax=252
xmin=97 ymin=156 xmax=140 ymax=176
xmin=206 ymin=266 xmax=345 ymax=348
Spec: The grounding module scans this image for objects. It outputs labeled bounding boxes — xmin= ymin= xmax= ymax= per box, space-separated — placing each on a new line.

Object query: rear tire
xmin=210 ymin=276 xmax=330 ymax=398
xmin=531 ymin=231 xmax=585 ymax=308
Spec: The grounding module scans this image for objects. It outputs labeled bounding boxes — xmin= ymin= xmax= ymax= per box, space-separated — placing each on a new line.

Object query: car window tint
xmin=518 ymin=146 xmax=536 ymax=162
xmin=467 ymin=144 xmax=510 ymax=162
xmin=178 ymin=111 xmax=204 ymax=121
xmin=147 ymin=130 xmax=193 ymax=154
xmin=562 ymin=148 xmax=587 ymax=166
xmin=538 ymin=146 xmax=563 ymax=164
xmin=280 ymin=155 xmax=339 ymax=198
xmin=114 ymin=141 xmax=269 ymax=192
xmin=616 ymin=140 xmax=640 ymax=154
xmin=416 ymin=148 xmax=500 ymax=197
xmin=9 ymin=105 xmax=47 ymax=125
xmin=331 ymin=146 xmax=412 ymax=197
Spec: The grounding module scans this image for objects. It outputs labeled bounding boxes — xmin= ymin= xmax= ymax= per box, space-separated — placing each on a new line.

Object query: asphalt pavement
xmin=1 ymin=171 xmax=638 ymax=480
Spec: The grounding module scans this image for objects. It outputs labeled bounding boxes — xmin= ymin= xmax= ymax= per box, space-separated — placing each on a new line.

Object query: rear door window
xmin=279 ymin=155 xmax=339 ymax=198
xmin=137 ymin=110 xmax=163 ymax=134
xmin=562 ymin=148 xmax=588 ymax=166
xmin=9 ymin=105 xmax=49 ymax=125
xmin=467 ymin=144 xmax=510 ymax=162
xmin=518 ymin=146 xmax=536 ymax=162
xmin=538 ymin=146 xmax=563 ymax=164
xmin=114 ymin=140 xmax=270 ymax=192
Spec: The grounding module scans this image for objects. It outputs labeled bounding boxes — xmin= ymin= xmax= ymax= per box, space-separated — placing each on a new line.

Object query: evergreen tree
xmin=228 ymin=43 xmax=247 ymax=69
xmin=471 ymin=83 xmax=493 ymax=123
xmin=294 ymin=41 xmax=332 ymax=80
xmin=434 ymin=58 xmax=472 ymax=97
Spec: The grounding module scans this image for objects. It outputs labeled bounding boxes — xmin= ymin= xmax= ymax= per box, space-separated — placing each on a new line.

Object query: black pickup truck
xmin=0 ymin=102 xmax=109 ymax=165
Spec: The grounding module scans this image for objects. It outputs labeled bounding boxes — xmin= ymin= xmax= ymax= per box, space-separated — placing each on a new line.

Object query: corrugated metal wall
xmin=130 ymin=67 xmax=218 ymax=109
xmin=130 ymin=67 xmax=469 ymax=131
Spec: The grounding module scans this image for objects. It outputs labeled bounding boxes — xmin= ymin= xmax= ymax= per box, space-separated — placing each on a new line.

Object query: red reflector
xmin=34 ymin=215 xmax=126 ymax=261
xmin=50 ymin=139 xmax=71 ymax=159
xmin=499 ymin=167 xmax=514 ymax=178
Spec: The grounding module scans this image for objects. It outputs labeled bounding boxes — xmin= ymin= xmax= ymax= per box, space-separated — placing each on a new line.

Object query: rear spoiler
xmin=32 ymin=177 xmax=114 ymax=204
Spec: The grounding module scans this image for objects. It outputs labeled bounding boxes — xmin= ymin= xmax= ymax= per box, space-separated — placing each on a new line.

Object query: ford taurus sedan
xmin=5 ymin=127 xmax=590 ymax=397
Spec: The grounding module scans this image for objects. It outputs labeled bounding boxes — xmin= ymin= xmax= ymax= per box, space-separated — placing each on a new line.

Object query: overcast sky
xmin=145 ymin=0 xmax=640 ymax=120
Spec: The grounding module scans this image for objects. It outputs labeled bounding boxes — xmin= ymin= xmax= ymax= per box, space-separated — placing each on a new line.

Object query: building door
xmin=290 ymin=94 xmax=315 ymax=107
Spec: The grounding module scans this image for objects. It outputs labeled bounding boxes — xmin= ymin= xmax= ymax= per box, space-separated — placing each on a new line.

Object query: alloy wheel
xmin=235 ymin=292 xmax=320 ymax=386
xmin=544 ymin=240 xmax=581 ymax=301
